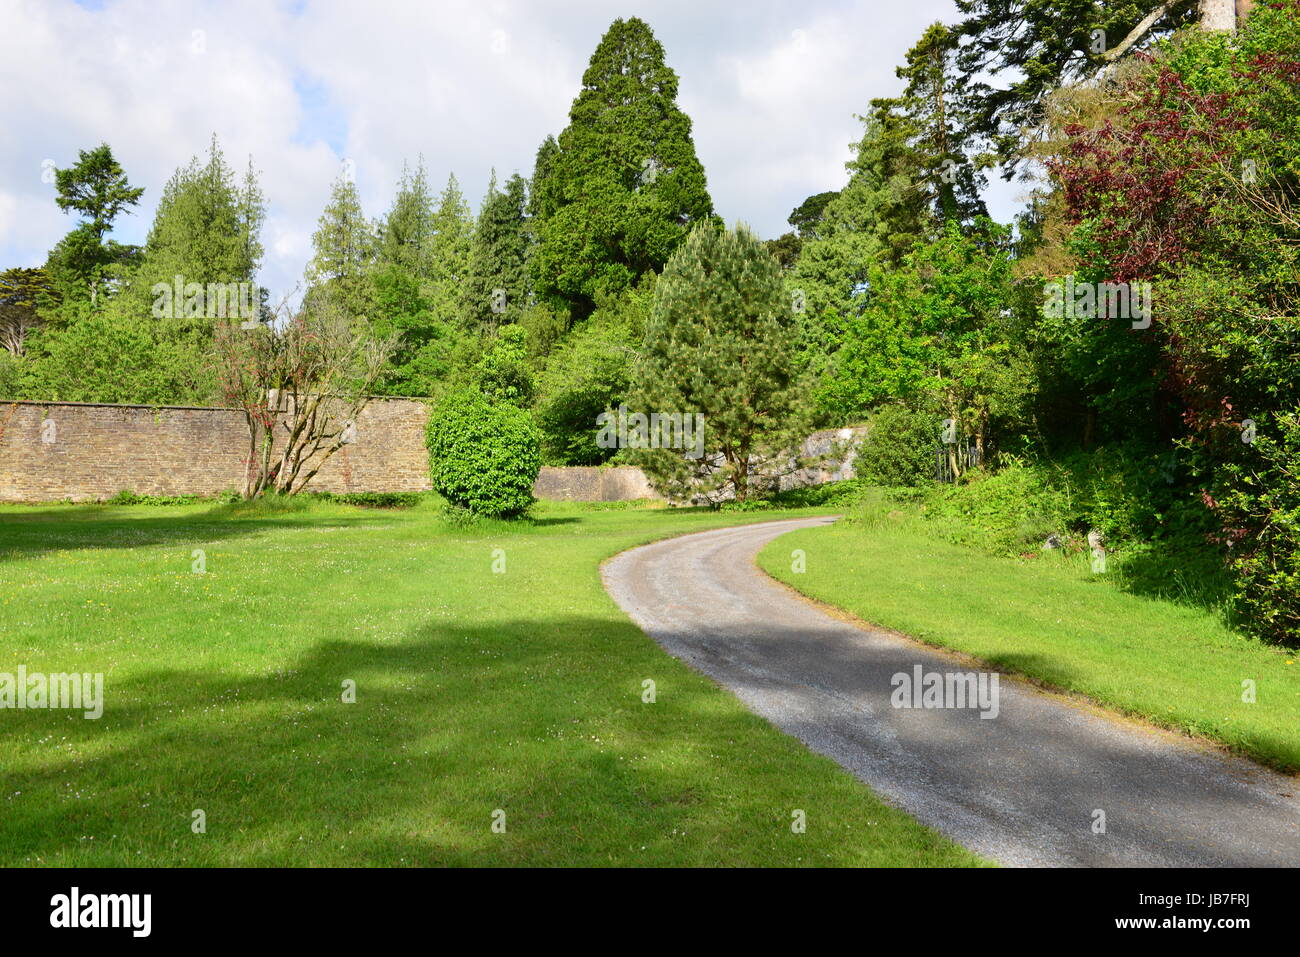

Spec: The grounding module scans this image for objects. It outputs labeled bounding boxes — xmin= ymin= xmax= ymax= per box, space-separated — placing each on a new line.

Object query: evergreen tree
xmin=427 ymin=173 xmax=474 ymax=327
xmin=46 ymin=143 xmax=144 ymax=305
xmin=462 ymin=172 xmax=531 ymax=327
xmin=631 ymin=223 xmax=811 ymax=502
xmin=378 ymin=159 xmax=435 ymax=278
xmin=788 ymin=191 xmax=839 ymax=240
xmin=953 ymin=0 xmax=1200 ymax=171
xmin=306 ymin=171 xmax=377 ymax=324
xmin=893 ymin=22 xmax=988 ymax=226
xmin=528 ymin=136 xmax=561 ymax=220
xmin=791 ymin=105 xmax=922 ymax=327
xmin=140 ymin=136 xmax=265 ymax=290
xmin=532 ymin=17 xmax=715 ymax=319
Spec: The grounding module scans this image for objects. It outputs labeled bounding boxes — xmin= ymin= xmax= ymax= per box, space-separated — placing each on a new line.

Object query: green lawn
xmin=758 ymin=512 xmax=1300 ymax=772
xmin=0 ymin=498 xmax=982 ymax=867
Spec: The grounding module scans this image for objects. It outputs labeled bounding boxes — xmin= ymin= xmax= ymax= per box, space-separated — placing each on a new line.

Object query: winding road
xmin=602 ymin=515 xmax=1300 ymax=867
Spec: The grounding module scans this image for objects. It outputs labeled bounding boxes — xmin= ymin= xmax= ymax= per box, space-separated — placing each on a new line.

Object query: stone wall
xmin=0 ymin=398 xmax=432 ymax=503
xmin=0 ymin=398 xmax=864 ymax=504
xmin=532 ymin=466 xmax=662 ymax=502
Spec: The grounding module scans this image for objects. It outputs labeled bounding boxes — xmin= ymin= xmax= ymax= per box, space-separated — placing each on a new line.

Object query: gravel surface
xmin=602 ymin=515 xmax=1300 ymax=867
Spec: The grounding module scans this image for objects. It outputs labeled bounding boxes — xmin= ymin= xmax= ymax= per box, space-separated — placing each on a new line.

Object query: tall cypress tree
xmin=532 ymin=17 xmax=715 ymax=320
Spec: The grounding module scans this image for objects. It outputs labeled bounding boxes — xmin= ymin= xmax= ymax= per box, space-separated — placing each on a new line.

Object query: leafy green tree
xmin=791 ymin=105 xmax=925 ymax=327
xmin=528 ymin=136 xmax=561 ymax=220
xmin=532 ymin=17 xmax=715 ymax=319
xmin=462 ymin=172 xmax=531 ymax=327
xmin=368 ymin=263 xmax=469 ymax=398
xmin=788 ymin=191 xmax=839 ymax=239
xmin=21 ymin=304 xmax=213 ymax=404
xmin=893 ymin=22 xmax=988 ymax=226
xmin=764 ymin=232 xmax=802 ymax=271
xmin=535 ymin=281 xmax=651 ymax=464
xmin=870 ymin=220 xmax=1035 ymax=476
xmin=136 ymin=137 xmax=264 ymax=296
xmin=29 ymin=137 xmax=265 ymax=405
xmin=631 ymin=223 xmax=811 ymax=502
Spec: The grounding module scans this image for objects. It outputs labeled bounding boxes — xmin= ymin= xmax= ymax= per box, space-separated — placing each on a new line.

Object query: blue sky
xmin=2 ymin=0 xmax=1029 ymax=300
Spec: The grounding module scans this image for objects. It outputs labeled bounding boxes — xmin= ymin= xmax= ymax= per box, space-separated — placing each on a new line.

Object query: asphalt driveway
xmin=602 ymin=515 xmax=1300 ymax=866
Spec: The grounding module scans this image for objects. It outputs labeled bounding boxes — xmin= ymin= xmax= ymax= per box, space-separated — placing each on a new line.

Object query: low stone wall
xmin=532 ymin=466 xmax=661 ymax=502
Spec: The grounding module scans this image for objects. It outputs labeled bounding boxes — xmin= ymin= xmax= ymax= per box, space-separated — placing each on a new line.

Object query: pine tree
xmin=378 ymin=159 xmax=435 ymax=278
xmin=307 ymin=173 xmax=376 ymax=286
xmin=532 ymin=17 xmax=715 ymax=320
xmin=631 ymin=223 xmax=810 ymax=502
xmin=462 ymin=172 xmax=531 ymax=327
xmin=953 ymin=0 xmax=1200 ymax=171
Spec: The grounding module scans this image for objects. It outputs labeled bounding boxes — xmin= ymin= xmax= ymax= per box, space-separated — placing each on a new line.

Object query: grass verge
xmin=757 ymin=504 xmax=1300 ymax=772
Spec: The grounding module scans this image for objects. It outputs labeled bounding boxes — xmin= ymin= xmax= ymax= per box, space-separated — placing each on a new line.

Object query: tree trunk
xmin=1200 ymin=0 xmax=1236 ymax=31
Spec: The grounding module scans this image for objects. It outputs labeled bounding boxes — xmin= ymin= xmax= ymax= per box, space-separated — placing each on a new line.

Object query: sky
xmin=0 ymin=0 xmax=1029 ymax=301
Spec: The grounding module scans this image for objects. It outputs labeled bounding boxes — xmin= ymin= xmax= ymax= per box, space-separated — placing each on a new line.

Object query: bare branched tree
xmin=216 ymin=290 xmax=400 ymax=498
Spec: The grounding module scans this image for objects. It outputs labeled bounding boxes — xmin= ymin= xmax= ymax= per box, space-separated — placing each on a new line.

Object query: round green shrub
xmin=425 ymin=389 xmax=542 ymax=517
xmin=861 ymin=405 xmax=937 ymax=487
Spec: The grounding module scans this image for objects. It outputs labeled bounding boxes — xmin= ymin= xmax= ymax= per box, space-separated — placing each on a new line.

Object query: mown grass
xmin=0 ymin=497 xmax=983 ymax=867
xmin=757 ymin=501 xmax=1300 ymax=772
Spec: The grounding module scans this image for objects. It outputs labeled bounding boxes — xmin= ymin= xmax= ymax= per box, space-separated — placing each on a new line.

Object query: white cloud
xmin=1 ymin=0 xmax=1016 ymax=299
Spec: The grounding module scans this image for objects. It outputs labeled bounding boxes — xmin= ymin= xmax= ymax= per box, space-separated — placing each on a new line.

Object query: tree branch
xmin=1103 ymin=2 xmax=1175 ymax=63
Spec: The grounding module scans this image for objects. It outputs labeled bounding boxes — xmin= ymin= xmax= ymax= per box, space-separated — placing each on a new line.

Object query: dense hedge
xmin=425 ymin=389 xmax=541 ymax=517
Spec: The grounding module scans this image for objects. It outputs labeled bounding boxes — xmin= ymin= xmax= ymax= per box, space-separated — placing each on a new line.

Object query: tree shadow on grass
xmin=1111 ymin=540 xmax=1236 ymax=621
xmin=0 ymin=505 xmax=394 ymax=564
xmin=0 ymin=614 xmax=883 ymax=867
